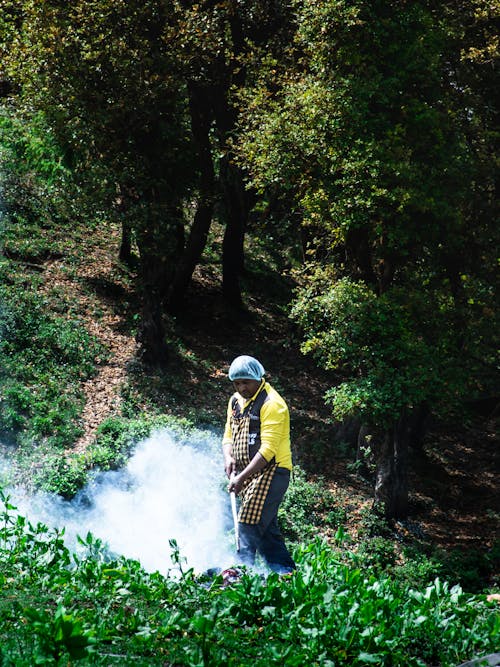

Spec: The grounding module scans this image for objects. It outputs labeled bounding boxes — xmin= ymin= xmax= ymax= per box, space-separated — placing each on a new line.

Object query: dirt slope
xmin=49 ymin=219 xmax=499 ymax=562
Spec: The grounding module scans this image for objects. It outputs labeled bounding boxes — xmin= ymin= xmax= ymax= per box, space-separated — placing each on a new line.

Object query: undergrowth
xmin=0 ymin=490 xmax=498 ymax=666
xmin=0 ymin=280 xmax=104 ymax=449
xmin=0 ymin=105 xmax=106 ymax=488
xmin=279 ymin=466 xmax=347 ymax=542
xmin=24 ymin=414 xmax=209 ymax=499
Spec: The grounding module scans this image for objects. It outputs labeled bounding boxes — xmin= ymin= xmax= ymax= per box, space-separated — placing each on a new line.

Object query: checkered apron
xmin=231 ymin=401 xmax=277 ymax=525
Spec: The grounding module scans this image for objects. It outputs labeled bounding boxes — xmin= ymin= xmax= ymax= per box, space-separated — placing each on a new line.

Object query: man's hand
xmin=224 ymin=455 xmax=235 ymax=478
xmin=229 ymin=473 xmax=244 ymax=495
xmin=228 ymin=453 xmax=268 ymax=495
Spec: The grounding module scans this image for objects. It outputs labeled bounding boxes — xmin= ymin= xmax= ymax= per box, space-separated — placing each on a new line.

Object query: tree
xmin=172 ymin=0 xmax=297 ymax=310
xmin=4 ymin=0 xmax=195 ymax=364
xmin=239 ymin=0 xmax=498 ymax=517
xmin=3 ymin=0 xmax=298 ymax=355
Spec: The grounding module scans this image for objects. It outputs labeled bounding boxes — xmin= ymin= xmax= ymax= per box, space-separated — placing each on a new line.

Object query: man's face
xmin=233 ymin=378 xmax=261 ymax=399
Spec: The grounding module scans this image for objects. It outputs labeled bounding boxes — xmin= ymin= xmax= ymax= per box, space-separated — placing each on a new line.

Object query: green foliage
xmin=0 ymin=106 xmax=112 ymax=505
xmin=357 ymin=504 xmax=393 ymax=540
xmin=24 ymin=414 xmax=203 ymax=498
xmin=0 ymin=107 xmax=69 ymax=184
xmin=0 ymin=106 xmax=90 ymax=266
xmin=239 ymin=0 xmax=498 ymax=431
xmin=32 ymin=452 xmax=89 ymax=500
xmin=23 ymin=605 xmax=96 ymax=664
xmin=279 ymin=466 xmax=347 ymax=542
xmin=433 ymin=543 xmax=500 ymax=594
xmin=0 ymin=4 xmax=497 ymax=661
xmin=0 ymin=103 xmax=109 ymax=489
xmin=0 ymin=494 xmax=498 ymax=666
xmin=88 ymin=413 xmax=199 ymax=473
xmin=392 ymin=547 xmax=444 ymax=591
xmin=2 ymin=0 xmax=203 ymax=361
xmin=292 ymin=275 xmax=472 ymax=425
xmin=0 ymin=283 xmax=103 ymax=450
xmin=4 ymin=0 xmax=193 ymax=195
xmin=355 ymin=537 xmax=398 ymax=573
xmin=354 ymin=524 xmax=499 ymax=594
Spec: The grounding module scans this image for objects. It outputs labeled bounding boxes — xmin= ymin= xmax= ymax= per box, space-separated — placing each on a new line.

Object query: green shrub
xmin=91 ymin=416 xmax=154 ymax=469
xmin=357 ymin=503 xmax=394 ymax=538
xmin=88 ymin=414 xmax=199 ymax=472
xmin=0 ymin=506 xmax=497 ymax=667
xmin=434 ymin=544 xmax=499 ymax=593
xmin=279 ymin=466 xmax=347 ymax=542
xmin=355 ymin=536 xmax=397 ymax=572
xmin=0 ymin=285 xmax=103 ymax=451
xmin=392 ymin=542 xmax=499 ymax=594
xmin=32 ymin=453 xmax=89 ymax=500
xmin=393 ymin=547 xmax=443 ymax=589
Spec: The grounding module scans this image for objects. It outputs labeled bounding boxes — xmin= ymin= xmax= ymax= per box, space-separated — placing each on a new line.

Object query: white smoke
xmin=2 ymin=428 xmax=238 ymax=575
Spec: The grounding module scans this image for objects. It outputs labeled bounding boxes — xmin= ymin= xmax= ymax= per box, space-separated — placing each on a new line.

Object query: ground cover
xmin=1 ymin=478 xmax=498 ymax=666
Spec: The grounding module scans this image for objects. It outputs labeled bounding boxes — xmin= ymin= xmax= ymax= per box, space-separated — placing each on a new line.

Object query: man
xmin=222 ymin=355 xmax=296 ymax=574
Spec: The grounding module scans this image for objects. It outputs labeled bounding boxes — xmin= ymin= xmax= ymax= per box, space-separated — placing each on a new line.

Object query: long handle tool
xmin=229 ymin=472 xmax=240 ymax=552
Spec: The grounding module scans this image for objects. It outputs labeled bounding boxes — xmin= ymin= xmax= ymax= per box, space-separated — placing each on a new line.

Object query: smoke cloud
xmin=2 ymin=428 xmax=238 ymax=575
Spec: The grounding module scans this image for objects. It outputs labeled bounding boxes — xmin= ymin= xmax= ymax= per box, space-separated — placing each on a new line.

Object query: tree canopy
xmin=237 ymin=0 xmax=498 ymax=515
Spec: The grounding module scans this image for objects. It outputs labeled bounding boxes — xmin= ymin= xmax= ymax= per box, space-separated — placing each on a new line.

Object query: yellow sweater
xmin=222 ymin=381 xmax=293 ymax=470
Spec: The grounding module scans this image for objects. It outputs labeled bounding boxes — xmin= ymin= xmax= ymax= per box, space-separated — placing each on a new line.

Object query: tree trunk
xmin=137 ymin=282 xmax=169 ymax=367
xmin=220 ymin=157 xmax=247 ymax=309
xmin=212 ymin=63 xmax=248 ymax=309
xmin=168 ymin=82 xmax=216 ymax=313
xmin=119 ymin=218 xmax=133 ymax=265
xmin=135 ymin=201 xmax=184 ymax=366
xmin=373 ymin=414 xmax=411 ymax=519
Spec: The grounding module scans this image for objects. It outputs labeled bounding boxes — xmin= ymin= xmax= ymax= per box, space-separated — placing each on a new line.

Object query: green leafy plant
xmin=279 ymin=466 xmax=347 ymax=542
xmin=0 ymin=495 xmax=497 ymax=666
xmin=24 ymin=605 xmax=95 ymax=665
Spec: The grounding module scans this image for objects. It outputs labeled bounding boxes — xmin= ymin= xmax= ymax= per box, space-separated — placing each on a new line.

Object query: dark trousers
xmin=238 ymin=468 xmax=295 ymax=574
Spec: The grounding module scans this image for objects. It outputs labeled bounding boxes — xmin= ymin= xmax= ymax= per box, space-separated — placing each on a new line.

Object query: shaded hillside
xmin=20 ymin=215 xmax=497 ymax=580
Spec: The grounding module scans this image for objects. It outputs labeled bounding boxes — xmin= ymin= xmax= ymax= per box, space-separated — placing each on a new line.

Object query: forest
xmin=0 ymin=1 xmax=498 ymax=665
